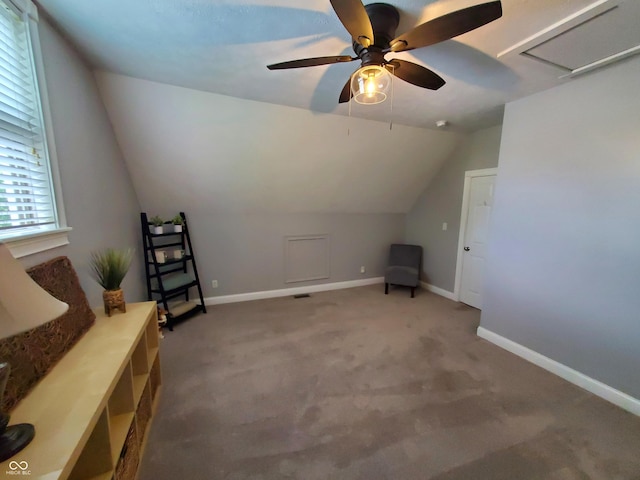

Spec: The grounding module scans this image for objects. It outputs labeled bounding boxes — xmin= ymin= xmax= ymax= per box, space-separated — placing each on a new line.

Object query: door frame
xmin=453 ymin=167 xmax=497 ymax=302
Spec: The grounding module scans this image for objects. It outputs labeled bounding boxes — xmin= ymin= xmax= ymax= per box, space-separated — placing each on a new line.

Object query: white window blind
xmin=0 ymin=0 xmax=57 ymax=237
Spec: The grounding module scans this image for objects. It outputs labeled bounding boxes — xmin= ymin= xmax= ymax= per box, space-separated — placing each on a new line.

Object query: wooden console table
xmin=0 ymin=302 xmax=161 ymax=480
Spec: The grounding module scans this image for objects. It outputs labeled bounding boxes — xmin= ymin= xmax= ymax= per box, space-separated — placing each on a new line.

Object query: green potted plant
xmin=171 ymin=214 xmax=184 ymax=233
xmin=149 ymin=215 xmax=164 ymax=234
xmin=90 ymin=248 xmax=134 ymax=317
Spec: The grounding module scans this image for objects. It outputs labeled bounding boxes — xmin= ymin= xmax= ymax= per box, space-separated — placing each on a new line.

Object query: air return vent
xmin=498 ymin=0 xmax=640 ymax=78
xmin=284 ymin=235 xmax=330 ymax=284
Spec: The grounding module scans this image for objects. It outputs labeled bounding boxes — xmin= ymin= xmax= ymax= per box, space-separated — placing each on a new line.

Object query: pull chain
xmin=348 ymin=74 xmax=353 ymax=136
xmin=389 ymin=64 xmax=394 ymax=130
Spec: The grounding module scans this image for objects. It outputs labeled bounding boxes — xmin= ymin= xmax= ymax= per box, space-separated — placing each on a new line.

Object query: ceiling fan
xmin=267 ymin=0 xmax=502 ymax=104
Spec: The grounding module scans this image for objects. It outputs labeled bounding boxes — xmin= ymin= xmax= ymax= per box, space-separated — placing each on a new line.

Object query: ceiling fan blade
xmin=338 ymin=76 xmax=353 ymax=103
xmin=267 ymin=55 xmax=356 ymax=70
xmin=330 ymin=0 xmax=374 ymax=48
xmin=389 ymin=1 xmax=502 ymax=53
xmin=386 ymin=59 xmax=445 ymax=90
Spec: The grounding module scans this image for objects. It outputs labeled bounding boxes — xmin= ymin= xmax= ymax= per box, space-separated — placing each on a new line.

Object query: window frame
xmin=0 ymin=0 xmax=69 ymax=258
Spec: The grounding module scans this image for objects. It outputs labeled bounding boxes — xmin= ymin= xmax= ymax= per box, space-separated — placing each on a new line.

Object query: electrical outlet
xmin=211 ymin=280 xmax=218 ymax=288
xmin=442 ymin=222 xmax=448 ymax=231
xmin=360 ymin=266 xmax=365 ymax=274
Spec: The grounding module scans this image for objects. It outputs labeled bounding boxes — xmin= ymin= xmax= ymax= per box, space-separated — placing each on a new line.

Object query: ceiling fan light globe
xmin=351 ymin=65 xmax=391 ymax=105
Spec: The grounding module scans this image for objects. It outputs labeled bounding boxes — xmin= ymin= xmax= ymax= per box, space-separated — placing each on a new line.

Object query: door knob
xmin=464 ymin=247 xmax=470 ymax=251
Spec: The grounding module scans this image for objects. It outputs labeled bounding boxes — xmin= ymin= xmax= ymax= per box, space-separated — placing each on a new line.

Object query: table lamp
xmin=0 ymin=243 xmax=69 ymax=462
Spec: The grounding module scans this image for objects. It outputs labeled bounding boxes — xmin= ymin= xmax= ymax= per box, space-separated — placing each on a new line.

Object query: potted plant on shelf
xmin=149 ymin=216 xmax=164 ymax=234
xmin=90 ymin=248 xmax=134 ymax=317
xmin=171 ymin=214 xmax=184 ymax=233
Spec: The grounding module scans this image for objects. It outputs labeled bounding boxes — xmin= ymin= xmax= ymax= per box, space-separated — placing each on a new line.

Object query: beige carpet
xmin=139 ymin=285 xmax=640 ymax=479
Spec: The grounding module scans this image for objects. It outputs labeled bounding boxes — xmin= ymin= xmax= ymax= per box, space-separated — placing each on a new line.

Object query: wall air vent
xmin=498 ymin=0 xmax=640 ymax=78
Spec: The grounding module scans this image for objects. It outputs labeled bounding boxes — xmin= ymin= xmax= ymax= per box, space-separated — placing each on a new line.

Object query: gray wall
xmin=153 ymin=212 xmax=404 ymax=297
xmin=95 ymin=72 xmax=462 ymax=216
xmin=405 ymin=126 xmax=502 ymax=292
xmin=95 ymin=72 xmax=465 ymax=298
xmin=480 ymin=56 xmax=640 ymax=398
xmin=19 ymin=17 xmax=144 ymax=308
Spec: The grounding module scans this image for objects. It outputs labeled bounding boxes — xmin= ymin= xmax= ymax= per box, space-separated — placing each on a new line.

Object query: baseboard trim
xmin=477 ymin=326 xmax=640 ymax=416
xmin=203 ymin=277 xmax=385 ymax=305
xmin=420 ymin=281 xmax=456 ymax=301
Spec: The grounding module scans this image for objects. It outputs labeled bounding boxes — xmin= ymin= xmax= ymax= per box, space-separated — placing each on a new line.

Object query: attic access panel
xmin=499 ymin=0 xmax=640 ymax=78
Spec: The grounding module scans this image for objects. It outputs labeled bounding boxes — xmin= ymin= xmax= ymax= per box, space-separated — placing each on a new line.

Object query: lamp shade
xmin=350 ymin=65 xmax=392 ymax=105
xmin=0 ymin=243 xmax=69 ymax=338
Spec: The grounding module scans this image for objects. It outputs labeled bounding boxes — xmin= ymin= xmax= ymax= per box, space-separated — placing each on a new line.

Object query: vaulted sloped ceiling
xmin=96 ymin=72 xmax=462 ymax=214
xmin=41 ymin=0 xmax=631 ymax=132
xmin=41 ymin=0 xmax=640 ymax=215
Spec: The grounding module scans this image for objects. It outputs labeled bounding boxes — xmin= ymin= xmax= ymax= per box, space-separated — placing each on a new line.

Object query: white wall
xmin=480 ymin=56 xmax=640 ymax=399
xmin=406 ymin=125 xmax=502 ymax=292
xmin=19 ymin=18 xmax=143 ymax=307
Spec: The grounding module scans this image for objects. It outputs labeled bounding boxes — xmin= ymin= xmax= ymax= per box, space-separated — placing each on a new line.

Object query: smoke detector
xmin=436 ymin=120 xmax=449 ymax=128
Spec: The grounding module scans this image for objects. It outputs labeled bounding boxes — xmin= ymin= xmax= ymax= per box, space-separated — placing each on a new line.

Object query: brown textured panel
xmin=0 ymin=256 xmax=95 ymax=412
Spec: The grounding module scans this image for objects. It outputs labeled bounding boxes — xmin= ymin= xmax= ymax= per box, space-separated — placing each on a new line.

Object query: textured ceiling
xmin=37 ymin=0 xmax=627 ymax=131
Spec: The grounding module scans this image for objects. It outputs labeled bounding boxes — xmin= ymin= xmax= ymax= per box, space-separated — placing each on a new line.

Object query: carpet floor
xmin=138 ymin=285 xmax=640 ymax=479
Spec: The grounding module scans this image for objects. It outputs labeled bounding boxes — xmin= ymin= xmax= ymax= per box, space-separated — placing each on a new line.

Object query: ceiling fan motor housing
xmin=353 ymin=3 xmax=400 ymax=64
xmin=267 ymin=0 xmax=503 ymax=102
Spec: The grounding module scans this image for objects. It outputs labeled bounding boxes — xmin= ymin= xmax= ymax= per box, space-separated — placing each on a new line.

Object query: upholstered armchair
xmin=384 ymin=244 xmax=422 ymax=298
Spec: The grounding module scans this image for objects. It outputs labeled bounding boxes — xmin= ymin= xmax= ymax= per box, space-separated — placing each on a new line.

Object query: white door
xmin=459 ymin=174 xmax=495 ymax=309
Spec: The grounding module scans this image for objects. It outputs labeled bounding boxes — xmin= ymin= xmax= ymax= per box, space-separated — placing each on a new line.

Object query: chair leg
xmin=411 ymin=287 xmax=415 ymax=298
xmin=385 ymin=283 xmax=389 ymax=294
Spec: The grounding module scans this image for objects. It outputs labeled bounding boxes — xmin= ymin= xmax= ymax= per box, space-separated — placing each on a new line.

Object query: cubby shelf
xmin=0 ymin=302 xmax=162 ymax=480
xmin=147 ymin=347 xmax=159 ymax=369
xmin=109 ymin=413 xmax=135 ymax=465
xmin=132 ymin=375 xmax=147 ymax=405
xmin=88 ymin=473 xmax=113 ymax=480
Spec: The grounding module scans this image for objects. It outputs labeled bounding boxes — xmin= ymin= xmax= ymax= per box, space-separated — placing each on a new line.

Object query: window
xmin=0 ymin=0 xmax=68 ymax=256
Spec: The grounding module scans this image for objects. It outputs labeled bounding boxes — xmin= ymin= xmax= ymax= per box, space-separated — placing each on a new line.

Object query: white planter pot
xmin=173 ymin=224 xmax=183 ymax=233
xmin=152 ymin=226 xmax=163 ymax=234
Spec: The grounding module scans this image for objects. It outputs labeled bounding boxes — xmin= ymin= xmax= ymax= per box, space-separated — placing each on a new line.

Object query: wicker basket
xmin=150 ymin=359 xmax=161 ymax=400
xmin=115 ymin=423 xmax=139 ymax=480
xmin=136 ymin=381 xmax=152 ymax=446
